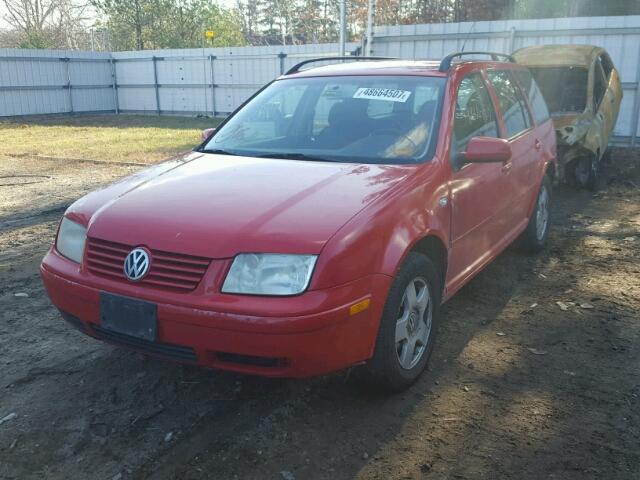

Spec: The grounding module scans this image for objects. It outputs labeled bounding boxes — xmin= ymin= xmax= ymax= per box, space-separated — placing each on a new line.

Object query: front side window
xmin=513 ymin=69 xmax=550 ymax=125
xmin=204 ymin=75 xmax=445 ymax=164
xmin=451 ymin=72 xmax=499 ymax=162
xmin=487 ymin=70 xmax=531 ymax=138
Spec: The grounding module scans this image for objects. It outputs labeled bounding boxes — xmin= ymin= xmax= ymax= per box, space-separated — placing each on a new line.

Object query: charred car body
xmin=514 ymin=45 xmax=622 ymax=189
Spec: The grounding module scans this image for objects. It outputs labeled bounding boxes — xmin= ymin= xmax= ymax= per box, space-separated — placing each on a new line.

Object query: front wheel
xmin=365 ymin=253 xmax=441 ymax=391
xmin=518 ymin=175 xmax=552 ymax=253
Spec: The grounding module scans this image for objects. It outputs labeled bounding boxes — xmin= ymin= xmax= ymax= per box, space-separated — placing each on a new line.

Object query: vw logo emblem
xmin=124 ymin=248 xmax=150 ymax=281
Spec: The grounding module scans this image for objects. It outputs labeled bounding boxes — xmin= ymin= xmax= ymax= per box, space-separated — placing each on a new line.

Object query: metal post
xmin=209 ymin=54 xmax=216 ymax=117
xmin=278 ymin=52 xmax=286 ymax=75
xmin=365 ymin=0 xmax=375 ymax=57
xmin=63 ymin=57 xmax=73 ymax=113
xmin=339 ymin=0 xmax=346 ymax=56
xmin=152 ymin=56 xmax=160 ymax=115
xmin=632 ymin=46 xmax=640 ymax=146
xmin=507 ymin=26 xmax=517 ymax=54
xmin=110 ymin=58 xmax=119 ymax=114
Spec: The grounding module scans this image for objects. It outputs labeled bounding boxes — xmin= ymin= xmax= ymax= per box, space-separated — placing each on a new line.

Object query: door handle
xmin=534 ymin=140 xmax=542 ymax=150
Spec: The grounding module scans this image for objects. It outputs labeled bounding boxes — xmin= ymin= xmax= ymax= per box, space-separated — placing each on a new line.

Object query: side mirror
xmin=462 ymin=137 xmax=512 ymax=164
xmin=201 ymin=127 xmax=216 ymax=141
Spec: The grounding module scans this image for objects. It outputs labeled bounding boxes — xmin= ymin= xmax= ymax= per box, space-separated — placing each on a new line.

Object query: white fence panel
xmin=1 ymin=17 xmax=639 ymax=144
xmin=371 ymin=15 xmax=640 ymax=145
xmin=110 ymin=43 xmax=358 ymax=116
xmin=0 ymin=49 xmax=115 ymax=115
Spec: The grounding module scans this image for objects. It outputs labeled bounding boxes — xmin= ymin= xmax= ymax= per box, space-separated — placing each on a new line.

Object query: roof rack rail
xmin=285 ymin=56 xmax=395 ymax=75
xmin=439 ymin=51 xmax=515 ymax=72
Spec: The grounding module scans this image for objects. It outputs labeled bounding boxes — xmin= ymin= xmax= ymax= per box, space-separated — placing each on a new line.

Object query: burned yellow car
xmin=514 ymin=45 xmax=622 ymax=189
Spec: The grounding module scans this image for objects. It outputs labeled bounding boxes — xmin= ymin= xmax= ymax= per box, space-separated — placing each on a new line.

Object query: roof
xmin=513 ymin=44 xmax=601 ymax=67
xmin=285 ymin=60 xmax=446 ymax=78
xmin=284 ymin=57 xmax=524 ymax=79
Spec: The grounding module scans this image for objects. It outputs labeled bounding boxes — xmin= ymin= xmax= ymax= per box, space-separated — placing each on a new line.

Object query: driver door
xmin=447 ymin=71 xmax=513 ymax=292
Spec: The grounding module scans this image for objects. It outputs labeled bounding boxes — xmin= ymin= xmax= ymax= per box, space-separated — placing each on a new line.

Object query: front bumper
xmin=41 ymin=249 xmax=392 ymax=377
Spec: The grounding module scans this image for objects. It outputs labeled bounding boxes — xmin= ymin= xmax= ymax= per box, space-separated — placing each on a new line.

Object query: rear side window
xmin=513 ymin=69 xmax=550 ymax=125
xmin=593 ymin=62 xmax=607 ymax=109
xmin=451 ymin=73 xmax=499 ymax=161
xmin=487 ymin=70 xmax=531 ymax=138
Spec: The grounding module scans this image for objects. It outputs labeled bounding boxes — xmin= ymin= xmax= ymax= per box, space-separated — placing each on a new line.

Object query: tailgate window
xmin=528 ymin=67 xmax=588 ymax=114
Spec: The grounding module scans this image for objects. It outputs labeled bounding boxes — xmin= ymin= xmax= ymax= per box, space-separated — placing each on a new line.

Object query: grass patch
xmin=0 ymin=114 xmax=223 ymax=164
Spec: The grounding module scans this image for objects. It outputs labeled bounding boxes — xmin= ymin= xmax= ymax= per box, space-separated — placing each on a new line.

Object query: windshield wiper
xmin=255 ymin=152 xmax=339 ymax=162
xmin=200 ymin=148 xmax=240 ymax=156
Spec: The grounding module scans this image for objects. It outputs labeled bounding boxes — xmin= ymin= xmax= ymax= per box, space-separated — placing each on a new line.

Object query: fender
xmin=311 ymin=159 xmax=451 ymax=291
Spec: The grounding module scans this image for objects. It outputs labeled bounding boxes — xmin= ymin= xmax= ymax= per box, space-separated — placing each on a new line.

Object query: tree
xmin=1 ymin=0 xmax=92 ymax=48
xmin=511 ymin=0 xmax=640 ymax=18
xmin=153 ymin=1 xmax=245 ymax=48
xmin=236 ymin=0 xmax=259 ymax=39
xmin=93 ymin=0 xmax=246 ymax=50
xmin=92 ymin=0 xmax=161 ymax=50
xmin=5 ymin=0 xmax=640 ymax=50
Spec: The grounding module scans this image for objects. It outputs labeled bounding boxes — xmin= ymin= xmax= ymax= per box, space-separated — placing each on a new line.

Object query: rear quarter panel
xmin=605 ymin=68 xmax=623 ymax=140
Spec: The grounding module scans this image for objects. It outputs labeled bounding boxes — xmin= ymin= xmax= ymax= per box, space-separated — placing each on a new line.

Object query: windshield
xmin=528 ymin=67 xmax=588 ymax=114
xmin=203 ymin=75 xmax=445 ymax=164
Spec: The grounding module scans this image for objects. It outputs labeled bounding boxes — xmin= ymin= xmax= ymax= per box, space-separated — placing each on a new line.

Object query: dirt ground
xmin=0 ymin=149 xmax=639 ymax=480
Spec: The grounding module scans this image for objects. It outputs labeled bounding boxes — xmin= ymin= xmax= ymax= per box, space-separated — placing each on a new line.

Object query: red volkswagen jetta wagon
xmin=41 ymin=53 xmax=556 ymax=390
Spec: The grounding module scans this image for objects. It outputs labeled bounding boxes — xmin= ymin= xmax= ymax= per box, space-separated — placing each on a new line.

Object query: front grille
xmin=86 ymin=237 xmax=210 ymax=292
xmin=91 ymin=325 xmax=197 ymax=362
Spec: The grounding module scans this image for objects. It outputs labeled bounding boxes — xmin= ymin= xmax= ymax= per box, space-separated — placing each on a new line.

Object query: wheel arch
xmin=544 ymin=159 xmax=557 ymax=185
xmin=405 ymin=234 xmax=448 ymax=292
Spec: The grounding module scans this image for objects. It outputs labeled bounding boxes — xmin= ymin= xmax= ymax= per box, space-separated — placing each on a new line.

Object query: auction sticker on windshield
xmin=353 ymin=88 xmax=412 ymax=102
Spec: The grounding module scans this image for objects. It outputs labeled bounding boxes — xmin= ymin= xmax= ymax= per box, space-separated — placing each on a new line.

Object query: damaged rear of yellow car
xmin=513 ymin=45 xmax=622 ymax=189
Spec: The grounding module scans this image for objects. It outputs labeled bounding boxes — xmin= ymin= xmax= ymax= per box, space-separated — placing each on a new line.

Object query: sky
xmin=0 ymin=4 xmax=8 ymax=28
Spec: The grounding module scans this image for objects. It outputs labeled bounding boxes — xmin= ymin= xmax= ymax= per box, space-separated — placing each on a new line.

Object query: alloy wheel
xmin=395 ymin=277 xmax=432 ymax=370
xmin=536 ymin=185 xmax=549 ymax=241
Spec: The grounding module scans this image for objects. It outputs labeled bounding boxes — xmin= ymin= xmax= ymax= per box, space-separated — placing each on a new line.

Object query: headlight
xmin=56 ymin=217 xmax=87 ymax=263
xmin=222 ymin=254 xmax=317 ymax=296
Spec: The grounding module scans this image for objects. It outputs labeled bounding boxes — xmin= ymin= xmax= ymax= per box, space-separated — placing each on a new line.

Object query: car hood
xmin=69 ymin=152 xmax=416 ymax=258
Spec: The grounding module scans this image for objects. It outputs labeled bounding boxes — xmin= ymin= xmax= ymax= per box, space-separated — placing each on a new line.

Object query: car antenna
xmin=461 ymin=21 xmax=476 ymax=53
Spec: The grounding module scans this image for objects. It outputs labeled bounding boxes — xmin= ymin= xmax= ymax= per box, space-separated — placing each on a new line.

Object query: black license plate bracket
xmin=100 ymin=292 xmax=158 ymax=341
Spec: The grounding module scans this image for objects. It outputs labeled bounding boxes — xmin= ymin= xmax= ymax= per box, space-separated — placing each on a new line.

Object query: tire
xmin=365 ymin=252 xmax=441 ymax=392
xmin=518 ymin=175 xmax=552 ymax=253
xmin=573 ymin=154 xmax=600 ymax=191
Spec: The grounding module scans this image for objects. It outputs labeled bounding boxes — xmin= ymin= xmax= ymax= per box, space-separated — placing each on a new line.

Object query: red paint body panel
xmin=77 ymin=153 xmax=417 ymax=259
xmin=41 ymin=59 xmax=556 ymax=377
xmin=42 ymin=250 xmax=392 ymax=376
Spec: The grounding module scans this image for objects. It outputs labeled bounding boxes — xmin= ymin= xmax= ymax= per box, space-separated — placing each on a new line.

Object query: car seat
xmin=315 ymin=99 xmax=370 ymax=148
